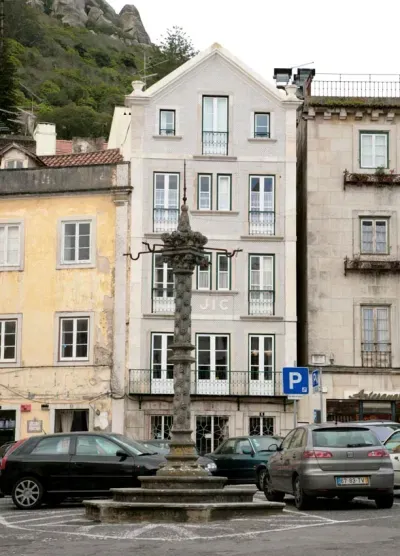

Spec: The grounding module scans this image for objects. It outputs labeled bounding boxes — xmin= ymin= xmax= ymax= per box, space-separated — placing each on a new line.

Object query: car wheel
xmin=12 ymin=477 xmax=44 ymax=510
xmin=293 ymin=476 xmax=313 ymax=510
xmin=264 ymin=473 xmax=285 ymax=502
xmin=375 ymin=494 xmax=394 ymax=509
xmin=257 ymin=468 xmax=267 ymax=491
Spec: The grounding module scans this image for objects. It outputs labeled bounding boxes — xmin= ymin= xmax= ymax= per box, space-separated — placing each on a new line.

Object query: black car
xmin=0 ymin=432 xmax=165 ymax=510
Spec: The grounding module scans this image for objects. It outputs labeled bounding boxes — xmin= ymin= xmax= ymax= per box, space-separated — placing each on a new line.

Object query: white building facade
xmin=124 ymin=44 xmax=300 ymax=453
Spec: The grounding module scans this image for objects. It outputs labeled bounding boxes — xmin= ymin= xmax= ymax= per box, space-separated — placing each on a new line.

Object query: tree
xmin=146 ymin=26 xmax=198 ymax=86
xmin=0 ymin=38 xmax=19 ymax=131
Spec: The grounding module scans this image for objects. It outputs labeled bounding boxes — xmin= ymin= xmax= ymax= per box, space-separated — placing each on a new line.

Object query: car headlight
xmin=206 ymin=462 xmax=217 ymax=471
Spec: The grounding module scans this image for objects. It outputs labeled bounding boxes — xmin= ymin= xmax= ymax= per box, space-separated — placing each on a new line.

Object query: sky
xmin=109 ymin=0 xmax=400 ymax=82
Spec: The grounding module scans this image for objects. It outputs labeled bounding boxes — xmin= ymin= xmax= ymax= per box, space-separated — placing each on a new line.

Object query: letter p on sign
xmin=289 ymin=371 xmax=302 ymax=390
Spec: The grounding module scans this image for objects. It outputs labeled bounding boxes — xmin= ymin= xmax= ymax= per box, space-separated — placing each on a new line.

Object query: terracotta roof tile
xmin=40 ymin=148 xmax=122 ymax=167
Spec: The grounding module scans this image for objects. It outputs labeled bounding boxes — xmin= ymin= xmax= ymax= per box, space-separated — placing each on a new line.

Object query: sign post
xmin=312 ymin=369 xmax=324 ymax=423
xmin=282 ymin=367 xmax=309 ymax=428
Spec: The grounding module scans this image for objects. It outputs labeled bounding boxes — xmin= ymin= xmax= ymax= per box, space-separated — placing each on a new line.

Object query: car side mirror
xmin=242 ymin=447 xmax=254 ymax=456
xmin=116 ymin=449 xmax=129 ymax=459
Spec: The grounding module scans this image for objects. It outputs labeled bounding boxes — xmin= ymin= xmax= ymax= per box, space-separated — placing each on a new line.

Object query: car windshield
xmin=250 ymin=436 xmax=282 ymax=452
xmin=109 ymin=434 xmax=156 ymax=455
xmin=313 ymin=427 xmax=379 ymax=448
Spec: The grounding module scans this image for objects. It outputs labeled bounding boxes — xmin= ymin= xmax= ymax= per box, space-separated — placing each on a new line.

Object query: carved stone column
xmin=156 ymin=202 xmax=208 ymax=476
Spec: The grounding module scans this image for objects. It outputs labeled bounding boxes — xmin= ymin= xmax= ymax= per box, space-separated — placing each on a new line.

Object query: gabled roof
xmin=40 ymin=148 xmax=123 ymax=167
xmin=142 ymin=43 xmax=287 ymax=103
xmin=0 ymin=142 xmax=45 ymax=166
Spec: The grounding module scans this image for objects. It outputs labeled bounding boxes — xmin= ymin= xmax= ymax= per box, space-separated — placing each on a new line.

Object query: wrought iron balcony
xmin=129 ymin=369 xmax=283 ymax=397
xmin=311 ymin=75 xmax=400 ymax=98
xmin=249 ymin=211 xmax=275 ymax=235
xmin=344 ymin=170 xmax=400 ymax=187
xmin=248 ymin=290 xmax=275 ymax=316
xmin=344 ymin=257 xmax=400 ymax=275
xmin=202 ymin=131 xmax=228 ymax=155
xmin=153 ymin=208 xmax=179 ymax=232
xmin=361 ymin=343 xmax=392 ymax=368
xmin=152 ymin=288 xmax=175 ymax=313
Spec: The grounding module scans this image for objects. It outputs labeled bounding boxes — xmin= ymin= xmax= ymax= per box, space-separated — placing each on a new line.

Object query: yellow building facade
xmin=0 ymin=163 xmax=131 ymax=443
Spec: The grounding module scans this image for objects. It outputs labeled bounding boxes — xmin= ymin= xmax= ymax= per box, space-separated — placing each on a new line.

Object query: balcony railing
xmin=152 ymin=288 xmax=175 ymax=313
xmin=344 ymin=170 xmax=400 ymax=187
xmin=344 ymin=257 xmax=400 ymax=275
xmin=311 ymin=74 xmax=400 ymax=98
xmin=153 ymin=208 xmax=179 ymax=232
xmin=248 ymin=290 xmax=274 ymax=316
xmin=249 ymin=211 xmax=275 ymax=235
xmin=202 ymin=131 xmax=228 ymax=155
xmin=361 ymin=343 xmax=392 ymax=368
xmin=129 ymin=369 xmax=283 ymax=397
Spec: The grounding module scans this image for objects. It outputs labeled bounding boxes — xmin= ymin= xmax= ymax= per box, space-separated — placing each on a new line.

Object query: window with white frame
xmin=159 ymin=110 xmax=175 ymax=135
xmin=152 ymin=254 xmax=174 ymax=313
xmin=196 ymin=334 xmax=229 ymax=381
xmin=61 ymin=221 xmax=92 ymax=264
xmin=198 ymin=174 xmax=212 ymax=210
xmin=153 ymin=173 xmax=179 ymax=232
xmin=249 ymin=335 xmax=274 ymax=382
xmin=151 ymin=333 xmax=173 ymax=380
xmin=202 ymin=96 xmax=228 ymax=155
xmin=59 ymin=317 xmax=90 ymax=361
xmin=216 ymin=253 xmax=230 ymax=290
xmin=217 ymin=174 xmax=231 ymax=211
xmin=196 ymin=253 xmax=211 ymax=290
xmin=361 ymin=306 xmax=391 ymax=368
xmin=249 ymin=255 xmax=274 ymax=315
xmin=249 ymin=176 xmax=275 ymax=235
xmin=361 ymin=218 xmax=388 ymax=254
xmin=151 ymin=415 xmax=173 ymax=440
xmin=5 ymin=160 xmax=23 ymax=169
xmin=254 ymin=113 xmax=270 ymax=138
xmin=360 ymin=132 xmax=388 ymax=169
xmin=0 ymin=319 xmax=17 ymax=362
xmin=0 ymin=223 xmax=21 ymax=268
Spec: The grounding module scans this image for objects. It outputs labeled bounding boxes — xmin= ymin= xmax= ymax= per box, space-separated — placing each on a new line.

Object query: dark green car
xmin=206 ymin=435 xmax=282 ymax=490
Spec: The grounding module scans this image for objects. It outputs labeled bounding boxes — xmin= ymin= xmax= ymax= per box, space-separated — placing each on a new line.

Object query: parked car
xmin=206 ymin=435 xmax=283 ymax=489
xmin=344 ymin=421 xmax=400 ymax=443
xmin=383 ymin=430 xmax=400 ymax=487
xmin=264 ymin=424 xmax=394 ymax=510
xmin=0 ymin=432 xmax=167 ymax=510
xmin=0 ymin=440 xmax=26 ymax=498
xmin=142 ymin=439 xmax=217 ymax=473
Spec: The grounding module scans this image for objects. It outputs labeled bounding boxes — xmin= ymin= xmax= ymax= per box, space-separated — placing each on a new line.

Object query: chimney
xmin=34 ymin=123 xmax=57 ymax=156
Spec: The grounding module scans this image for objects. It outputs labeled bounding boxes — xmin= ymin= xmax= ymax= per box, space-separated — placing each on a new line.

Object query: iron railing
xmin=248 ymin=290 xmax=275 ymax=316
xmin=159 ymin=128 xmax=175 ymax=136
xmin=152 ymin=288 xmax=175 ymax=313
xmin=202 ymin=131 xmax=229 ymax=155
xmin=129 ymin=369 xmax=283 ymax=396
xmin=311 ymin=74 xmax=400 ymax=98
xmin=249 ymin=211 xmax=275 ymax=235
xmin=153 ymin=208 xmax=179 ymax=232
xmin=361 ymin=343 xmax=392 ymax=368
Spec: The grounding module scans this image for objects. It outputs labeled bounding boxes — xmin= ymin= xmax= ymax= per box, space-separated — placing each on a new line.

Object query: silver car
xmin=264 ymin=424 xmax=394 ymax=510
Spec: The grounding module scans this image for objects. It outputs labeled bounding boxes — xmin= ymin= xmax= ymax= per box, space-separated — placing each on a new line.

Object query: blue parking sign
xmin=282 ymin=367 xmax=309 ymax=395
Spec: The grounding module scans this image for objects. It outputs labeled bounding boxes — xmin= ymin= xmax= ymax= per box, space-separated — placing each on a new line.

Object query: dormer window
xmin=159 ymin=110 xmax=176 ymax=136
xmin=5 ymin=160 xmax=23 ymax=169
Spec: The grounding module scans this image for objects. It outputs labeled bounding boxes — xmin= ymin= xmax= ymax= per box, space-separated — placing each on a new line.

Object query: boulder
xmin=52 ymin=0 xmax=88 ymax=27
xmin=87 ymin=6 xmax=114 ymax=29
xmin=119 ymin=4 xmax=151 ymax=44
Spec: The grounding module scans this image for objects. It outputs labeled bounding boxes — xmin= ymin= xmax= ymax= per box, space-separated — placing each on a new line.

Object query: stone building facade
xmin=123 ymin=43 xmax=301 ymax=452
xmin=297 ymin=80 xmax=400 ymax=424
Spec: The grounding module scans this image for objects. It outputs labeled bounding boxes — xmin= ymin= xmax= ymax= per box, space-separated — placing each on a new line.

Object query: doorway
xmin=54 ymin=409 xmax=89 ymax=433
xmin=0 ymin=410 xmax=16 ymax=447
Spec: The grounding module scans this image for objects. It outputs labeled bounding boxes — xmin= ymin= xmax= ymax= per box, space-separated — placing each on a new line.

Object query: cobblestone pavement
xmin=1 ymin=492 xmax=400 ymax=556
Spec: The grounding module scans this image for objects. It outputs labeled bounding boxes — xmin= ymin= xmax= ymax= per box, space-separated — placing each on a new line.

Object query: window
xmin=76 ymin=435 xmax=120 ymax=456
xmin=153 ymin=173 xmax=179 ymax=232
xmin=385 ymin=432 xmax=400 ymax=454
xmin=361 ymin=306 xmax=391 ymax=368
xmin=202 ymin=96 xmax=228 ymax=155
xmin=217 ymin=439 xmax=235 ymax=454
xmin=31 ymin=436 xmax=70 ymax=455
xmin=249 ymin=255 xmax=274 ymax=315
xmin=196 ymin=253 xmax=211 ymax=290
xmin=360 ymin=132 xmax=388 ymax=169
xmin=196 ymin=415 xmax=229 ymax=455
xmin=217 ymin=174 xmax=231 ymax=210
xmin=151 ymin=333 xmax=173 ymax=380
xmin=152 ymin=254 xmax=174 ymax=313
xmin=59 ymin=317 xmax=89 ymax=361
xmin=254 ymin=113 xmax=270 ymax=138
xmin=216 ymin=253 xmax=230 ymax=290
xmin=198 ymin=174 xmax=212 ymax=210
xmin=0 ymin=319 xmax=17 ymax=362
xmin=151 ymin=415 xmax=173 ymax=440
xmin=235 ymin=439 xmax=252 ymax=454
xmin=196 ymin=334 xmax=229 ymax=381
xmin=159 ymin=109 xmax=175 ymax=135
xmin=0 ymin=223 xmax=21 ymax=268
xmin=249 ymin=335 xmax=274 ymax=384
xmin=5 ymin=160 xmax=23 ymax=169
xmin=61 ymin=221 xmax=92 ymax=265
xmin=249 ymin=416 xmax=274 ymax=436
xmin=281 ymin=429 xmax=296 ymax=450
xmin=249 ymin=176 xmax=275 ymax=235
xmin=361 ymin=218 xmax=388 ymax=254
xmin=290 ymin=428 xmax=306 ymax=449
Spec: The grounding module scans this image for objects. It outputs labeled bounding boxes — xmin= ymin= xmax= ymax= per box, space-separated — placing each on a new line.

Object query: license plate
xmin=336 ymin=477 xmax=369 ymax=486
